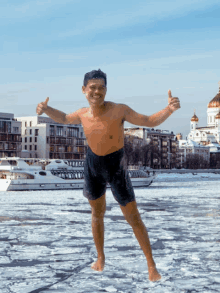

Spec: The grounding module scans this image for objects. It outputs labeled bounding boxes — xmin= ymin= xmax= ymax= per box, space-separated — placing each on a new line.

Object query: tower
xmin=190 ymin=110 xmax=199 ymax=131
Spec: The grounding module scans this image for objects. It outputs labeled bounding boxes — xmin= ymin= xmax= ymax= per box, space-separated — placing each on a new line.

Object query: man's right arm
xmin=36 ymin=97 xmax=81 ymax=124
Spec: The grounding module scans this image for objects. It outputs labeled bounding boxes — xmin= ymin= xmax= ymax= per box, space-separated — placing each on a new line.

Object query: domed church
xmin=187 ymin=81 xmax=220 ymax=145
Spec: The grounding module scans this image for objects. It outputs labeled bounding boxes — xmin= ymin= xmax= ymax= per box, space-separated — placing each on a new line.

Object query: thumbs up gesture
xmin=36 ymin=97 xmax=49 ymax=115
xmin=168 ymin=90 xmax=180 ymax=113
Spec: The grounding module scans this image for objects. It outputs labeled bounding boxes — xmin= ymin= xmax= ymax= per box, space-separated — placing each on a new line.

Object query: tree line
xmin=124 ymin=136 xmax=210 ymax=169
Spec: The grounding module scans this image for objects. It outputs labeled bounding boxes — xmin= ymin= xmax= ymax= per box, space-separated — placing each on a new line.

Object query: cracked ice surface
xmin=0 ymin=173 xmax=220 ymax=293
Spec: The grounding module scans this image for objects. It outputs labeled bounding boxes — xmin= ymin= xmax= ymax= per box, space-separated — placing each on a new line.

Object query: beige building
xmin=0 ymin=112 xmax=22 ymax=158
xmin=16 ymin=116 xmax=87 ymax=159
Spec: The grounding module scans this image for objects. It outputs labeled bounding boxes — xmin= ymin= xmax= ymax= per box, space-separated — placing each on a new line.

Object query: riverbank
xmin=152 ymin=168 xmax=220 ymax=174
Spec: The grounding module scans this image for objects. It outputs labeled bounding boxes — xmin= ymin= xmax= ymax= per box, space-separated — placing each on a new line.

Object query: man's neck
xmin=89 ymin=102 xmax=107 ymax=117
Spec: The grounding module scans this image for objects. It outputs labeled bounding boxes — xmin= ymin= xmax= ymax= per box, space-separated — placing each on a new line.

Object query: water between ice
xmin=0 ymin=173 xmax=219 ymax=293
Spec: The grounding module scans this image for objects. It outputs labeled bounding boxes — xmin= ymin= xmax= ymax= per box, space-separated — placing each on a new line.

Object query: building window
xmin=25 ymin=145 xmax=27 ymax=150
xmin=30 ymin=137 xmax=32 ymax=143
xmin=35 ymin=145 xmax=37 ymax=150
xmin=35 ymin=129 xmax=39 ymax=136
xmin=35 ymin=137 xmax=37 ymax=142
xmin=50 ymin=125 xmax=55 ymax=136
xmin=13 ymin=127 xmax=19 ymax=133
xmin=67 ymin=127 xmax=79 ymax=137
xmin=25 ymin=137 xmax=27 ymax=143
xmin=0 ymin=121 xmax=11 ymax=133
xmin=30 ymin=129 xmax=32 ymax=135
xmin=56 ymin=126 xmax=63 ymax=136
xmin=25 ymin=129 xmax=27 ymax=135
xmin=30 ymin=121 xmax=32 ymax=127
xmin=29 ymin=145 xmax=32 ymax=151
xmin=25 ymin=121 xmax=27 ymax=127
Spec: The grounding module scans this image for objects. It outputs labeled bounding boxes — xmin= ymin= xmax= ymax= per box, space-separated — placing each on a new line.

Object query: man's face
xmin=82 ymin=79 xmax=107 ymax=107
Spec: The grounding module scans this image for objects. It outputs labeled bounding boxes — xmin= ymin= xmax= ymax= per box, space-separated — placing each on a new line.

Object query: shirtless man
xmin=36 ymin=69 xmax=180 ymax=282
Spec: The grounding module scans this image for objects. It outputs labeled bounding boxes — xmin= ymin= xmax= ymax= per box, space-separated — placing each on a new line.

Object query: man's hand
xmin=36 ymin=97 xmax=49 ymax=115
xmin=168 ymin=90 xmax=180 ymax=113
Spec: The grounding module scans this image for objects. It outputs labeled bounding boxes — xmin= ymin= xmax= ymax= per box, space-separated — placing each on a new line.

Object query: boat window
xmin=39 ymin=171 xmax=47 ymax=176
xmin=55 ymin=160 xmax=62 ymax=163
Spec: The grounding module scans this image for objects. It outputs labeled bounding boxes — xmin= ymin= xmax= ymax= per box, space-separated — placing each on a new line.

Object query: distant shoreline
xmin=153 ymin=169 xmax=220 ymax=174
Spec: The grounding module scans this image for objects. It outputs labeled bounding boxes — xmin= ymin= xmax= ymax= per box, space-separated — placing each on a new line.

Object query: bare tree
xmin=124 ymin=136 xmax=134 ymax=167
xmin=185 ymin=153 xmax=209 ymax=169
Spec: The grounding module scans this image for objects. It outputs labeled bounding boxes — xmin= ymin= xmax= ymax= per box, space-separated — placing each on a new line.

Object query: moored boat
xmin=0 ymin=158 xmax=156 ymax=191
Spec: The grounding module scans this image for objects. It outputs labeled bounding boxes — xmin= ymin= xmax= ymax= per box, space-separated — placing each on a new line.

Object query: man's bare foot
xmin=91 ymin=256 xmax=105 ymax=272
xmin=148 ymin=266 xmax=161 ymax=282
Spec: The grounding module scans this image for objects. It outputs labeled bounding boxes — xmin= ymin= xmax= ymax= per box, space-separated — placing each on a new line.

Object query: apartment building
xmin=124 ymin=127 xmax=178 ymax=168
xmin=0 ymin=112 xmax=22 ymax=158
xmin=16 ymin=116 xmax=87 ymax=159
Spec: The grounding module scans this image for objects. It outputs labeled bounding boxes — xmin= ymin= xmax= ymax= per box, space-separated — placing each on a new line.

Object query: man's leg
xmin=89 ymin=193 xmax=106 ymax=271
xmin=120 ymin=200 xmax=161 ymax=282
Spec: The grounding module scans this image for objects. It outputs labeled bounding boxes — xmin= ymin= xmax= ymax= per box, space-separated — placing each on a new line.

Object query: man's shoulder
xmin=77 ymin=107 xmax=89 ymax=115
xmin=106 ymin=101 xmax=128 ymax=110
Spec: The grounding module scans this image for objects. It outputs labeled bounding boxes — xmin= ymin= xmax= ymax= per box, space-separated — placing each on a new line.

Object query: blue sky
xmin=1 ymin=0 xmax=220 ymax=138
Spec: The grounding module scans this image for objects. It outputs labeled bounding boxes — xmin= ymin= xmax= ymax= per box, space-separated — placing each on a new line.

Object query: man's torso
xmin=79 ymin=102 xmax=125 ymax=156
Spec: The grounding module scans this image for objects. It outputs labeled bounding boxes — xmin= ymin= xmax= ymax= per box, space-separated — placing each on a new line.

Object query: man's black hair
xmin=83 ymin=69 xmax=107 ymax=87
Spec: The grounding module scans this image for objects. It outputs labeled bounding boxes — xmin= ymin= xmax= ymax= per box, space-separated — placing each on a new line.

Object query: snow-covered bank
xmin=154 ymin=169 xmax=220 ymax=174
xmin=155 ymin=172 xmax=220 ymax=182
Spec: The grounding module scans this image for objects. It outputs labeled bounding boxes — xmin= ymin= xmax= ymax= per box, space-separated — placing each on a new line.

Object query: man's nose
xmin=95 ymin=88 xmax=100 ymax=93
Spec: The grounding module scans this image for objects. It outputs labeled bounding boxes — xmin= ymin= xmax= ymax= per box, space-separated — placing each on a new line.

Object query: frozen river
xmin=0 ymin=173 xmax=220 ymax=293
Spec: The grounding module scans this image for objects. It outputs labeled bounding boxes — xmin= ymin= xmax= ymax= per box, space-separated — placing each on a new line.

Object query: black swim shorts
xmin=83 ymin=147 xmax=135 ymax=206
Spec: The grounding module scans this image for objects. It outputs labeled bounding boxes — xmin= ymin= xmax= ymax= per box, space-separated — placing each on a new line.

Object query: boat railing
xmin=51 ymin=170 xmax=85 ymax=179
xmin=128 ymin=170 xmax=150 ymax=178
xmin=50 ymin=169 xmax=152 ymax=180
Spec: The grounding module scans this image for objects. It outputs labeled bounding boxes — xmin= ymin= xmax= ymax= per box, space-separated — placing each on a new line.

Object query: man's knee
xmin=124 ymin=212 xmax=143 ymax=227
xmin=120 ymin=201 xmax=143 ymax=227
xmin=91 ymin=206 xmax=106 ymax=219
xmin=89 ymin=194 xmax=106 ymax=219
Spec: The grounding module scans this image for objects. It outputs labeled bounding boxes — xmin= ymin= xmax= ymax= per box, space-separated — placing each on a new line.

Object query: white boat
xmin=0 ymin=157 xmax=156 ymax=191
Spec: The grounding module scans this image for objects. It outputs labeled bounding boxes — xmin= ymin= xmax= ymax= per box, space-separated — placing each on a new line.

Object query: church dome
xmin=191 ymin=111 xmax=199 ymax=122
xmin=208 ymin=83 xmax=220 ymax=108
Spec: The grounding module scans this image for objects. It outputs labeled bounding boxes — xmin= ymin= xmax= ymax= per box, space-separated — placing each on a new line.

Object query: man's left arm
xmin=123 ymin=90 xmax=180 ymax=127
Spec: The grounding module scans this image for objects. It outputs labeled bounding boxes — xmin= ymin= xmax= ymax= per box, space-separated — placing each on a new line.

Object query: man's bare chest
xmin=82 ymin=117 xmax=121 ymax=136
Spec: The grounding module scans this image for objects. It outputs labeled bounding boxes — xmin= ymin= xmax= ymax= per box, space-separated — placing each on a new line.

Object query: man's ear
xmin=82 ymin=85 xmax=86 ymax=94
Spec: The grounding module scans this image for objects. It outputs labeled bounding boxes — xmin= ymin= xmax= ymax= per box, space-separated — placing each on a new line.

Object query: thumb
xmin=45 ymin=97 xmax=49 ymax=105
xmin=168 ymin=89 xmax=172 ymax=98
